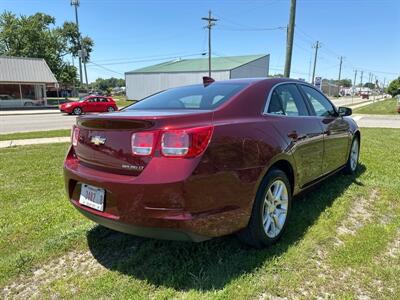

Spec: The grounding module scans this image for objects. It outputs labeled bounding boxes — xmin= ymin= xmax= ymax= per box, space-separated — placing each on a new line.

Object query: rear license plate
xmin=79 ymin=184 xmax=105 ymax=211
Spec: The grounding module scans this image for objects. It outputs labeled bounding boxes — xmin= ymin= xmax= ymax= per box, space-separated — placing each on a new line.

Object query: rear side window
xmin=126 ymin=83 xmax=248 ymax=110
xmin=267 ymin=84 xmax=308 ymax=116
xmin=300 ymin=85 xmax=336 ymax=117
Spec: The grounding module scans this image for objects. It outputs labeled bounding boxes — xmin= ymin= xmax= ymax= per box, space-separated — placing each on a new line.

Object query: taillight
xmin=131 ymin=131 xmax=157 ymax=156
xmin=161 ymin=126 xmax=214 ymax=158
xmin=131 ymin=126 xmax=213 ymax=158
xmin=72 ymin=126 xmax=80 ymax=147
xmin=161 ymin=131 xmax=189 ymax=157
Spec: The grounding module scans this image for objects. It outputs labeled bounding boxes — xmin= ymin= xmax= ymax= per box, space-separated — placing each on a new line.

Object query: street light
xmin=71 ymin=0 xmax=80 ymax=6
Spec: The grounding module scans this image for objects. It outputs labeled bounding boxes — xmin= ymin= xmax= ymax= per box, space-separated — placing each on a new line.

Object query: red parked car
xmin=64 ymin=78 xmax=360 ymax=247
xmin=59 ymin=95 xmax=118 ymax=115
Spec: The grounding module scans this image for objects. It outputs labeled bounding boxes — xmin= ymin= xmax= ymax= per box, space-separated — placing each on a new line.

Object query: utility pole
xmin=71 ymin=0 xmax=83 ymax=86
xmin=360 ymin=70 xmax=364 ymax=89
xmin=80 ymin=48 xmax=88 ymax=87
xmin=383 ymin=77 xmax=386 ymax=93
xmin=338 ymin=56 xmax=343 ymax=82
xmin=202 ymin=10 xmax=218 ymax=77
xmin=311 ymin=41 xmax=321 ymax=85
xmin=352 ymin=69 xmax=357 ymax=103
xmin=284 ymin=0 xmax=297 ymax=78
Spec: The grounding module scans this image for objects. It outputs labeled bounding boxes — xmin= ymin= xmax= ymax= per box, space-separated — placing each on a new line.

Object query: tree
xmin=387 ymin=77 xmax=400 ymax=97
xmin=90 ymin=77 xmax=125 ymax=91
xmin=363 ymin=82 xmax=376 ymax=89
xmin=336 ymin=79 xmax=352 ymax=87
xmin=0 ymin=11 xmax=94 ymax=85
xmin=58 ymin=21 xmax=93 ymax=61
xmin=270 ymin=73 xmax=284 ymax=78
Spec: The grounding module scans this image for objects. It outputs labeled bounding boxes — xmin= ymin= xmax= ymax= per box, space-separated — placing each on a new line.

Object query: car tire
xmin=238 ymin=168 xmax=292 ymax=248
xmin=73 ymin=107 xmax=82 ymax=115
xmin=24 ymin=102 xmax=33 ymax=107
xmin=107 ymin=106 xmax=115 ymax=112
xmin=344 ymin=135 xmax=360 ymax=174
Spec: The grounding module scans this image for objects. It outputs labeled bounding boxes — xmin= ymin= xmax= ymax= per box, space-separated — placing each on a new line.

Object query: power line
xmin=216 ymin=25 xmax=286 ymax=32
xmin=91 ymin=53 xmax=206 ymax=66
xmin=87 ymin=61 xmax=124 ymax=76
xmin=92 ymin=51 xmax=201 ymax=63
xmin=213 ymin=12 xmax=285 ymax=32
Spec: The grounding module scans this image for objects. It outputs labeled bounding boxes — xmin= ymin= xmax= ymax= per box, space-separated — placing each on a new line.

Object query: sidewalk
xmin=0 ymin=109 xmax=60 ymax=116
xmin=0 ymin=137 xmax=70 ymax=148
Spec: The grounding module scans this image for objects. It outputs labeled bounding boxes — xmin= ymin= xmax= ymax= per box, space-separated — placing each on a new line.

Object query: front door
xmin=298 ymin=84 xmax=350 ymax=174
xmin=264 ymin=83 xmax=324 ymax=187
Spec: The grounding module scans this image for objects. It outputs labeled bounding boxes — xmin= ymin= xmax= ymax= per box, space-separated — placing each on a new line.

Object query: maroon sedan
xmin=59 ymin=95 xmax=118 ymax=115
xmin=64 ymin=78 xmax=360 ymax=247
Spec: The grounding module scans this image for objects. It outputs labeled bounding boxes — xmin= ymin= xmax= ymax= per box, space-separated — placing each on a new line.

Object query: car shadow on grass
xmin=87 ymin=164 xmax=366 ymax=291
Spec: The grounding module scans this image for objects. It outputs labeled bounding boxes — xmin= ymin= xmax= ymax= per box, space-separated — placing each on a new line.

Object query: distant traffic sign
xmin=314 ymin=77 xmax=322 ymax=90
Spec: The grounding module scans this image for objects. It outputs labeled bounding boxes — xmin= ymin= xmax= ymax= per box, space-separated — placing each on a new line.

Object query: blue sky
xmin=2 ymin=0 xmax=399 ymax=84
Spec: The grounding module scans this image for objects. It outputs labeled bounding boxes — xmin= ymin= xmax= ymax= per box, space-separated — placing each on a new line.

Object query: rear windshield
xmin=126 ymin=83 xmax=248 ymax=110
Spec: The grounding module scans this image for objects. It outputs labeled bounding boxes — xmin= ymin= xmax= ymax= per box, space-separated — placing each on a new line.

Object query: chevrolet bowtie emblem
xmin=90 ymin=136 xmax=106 ymax=146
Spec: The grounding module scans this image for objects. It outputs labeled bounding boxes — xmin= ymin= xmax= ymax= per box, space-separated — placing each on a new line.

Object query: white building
xmin=125 ymin=54 xmax=270 ymax=100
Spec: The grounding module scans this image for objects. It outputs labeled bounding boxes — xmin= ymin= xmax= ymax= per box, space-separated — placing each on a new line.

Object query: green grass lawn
xmin=0 ymin=129 xmax=71 ymax=141
xmin=353 ymin=98 xmax=398 ymax=115
xmin=115 ymin=99 xmax=136 ymax=109
xmin=1 ymin=128 xmax=399 ymax=299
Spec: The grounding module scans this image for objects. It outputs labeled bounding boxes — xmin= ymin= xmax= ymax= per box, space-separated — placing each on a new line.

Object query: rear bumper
xmin=64 ymin=147 xmax=254 ymax=241
xmin=74 ymin=205 xmax=209 ymax=242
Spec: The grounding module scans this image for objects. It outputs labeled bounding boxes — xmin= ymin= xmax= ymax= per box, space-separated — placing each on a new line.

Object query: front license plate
xmin=79 ymin=184 xmax=105 ymax=211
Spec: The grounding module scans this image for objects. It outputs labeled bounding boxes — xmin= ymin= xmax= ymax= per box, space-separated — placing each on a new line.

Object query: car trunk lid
xmin=74 ymin=110 xmax=212 ymax=175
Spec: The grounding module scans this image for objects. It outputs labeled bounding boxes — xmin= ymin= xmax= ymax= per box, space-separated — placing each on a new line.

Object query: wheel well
xmin=354 ymin=130 xmax=361 ymax=142
xmin=269 ymin=160 xmax=295 ymax=194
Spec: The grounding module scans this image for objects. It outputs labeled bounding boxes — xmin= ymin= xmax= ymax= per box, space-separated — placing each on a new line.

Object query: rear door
xmin=85 ymin=97 xmax=99 ymax=112
xmin=298 ymin=84 xmax=350 ymax=174
xmin=95 ymin=97 xmax=106 ymax=112
xmin=264 ymin=83 xmax=324 ymax=187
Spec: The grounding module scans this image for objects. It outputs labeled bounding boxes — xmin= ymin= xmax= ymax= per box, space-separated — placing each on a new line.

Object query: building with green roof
xmin=125 ymin=54 xmax=269 ymax=99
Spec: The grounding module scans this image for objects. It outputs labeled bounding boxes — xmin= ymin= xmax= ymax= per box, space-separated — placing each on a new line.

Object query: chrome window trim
xmin=262 ymin=81 xmax=310 ymax=118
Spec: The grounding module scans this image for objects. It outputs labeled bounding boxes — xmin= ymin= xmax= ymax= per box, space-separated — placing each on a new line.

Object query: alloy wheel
xmin=262 ymin=179 xmax=289 ymax=238
xmin=350 ymin=139 xmax=359 ymax=171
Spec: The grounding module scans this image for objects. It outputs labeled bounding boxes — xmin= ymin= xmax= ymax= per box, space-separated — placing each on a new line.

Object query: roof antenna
xmin=203 ymin=76 xmax=215 ymax=86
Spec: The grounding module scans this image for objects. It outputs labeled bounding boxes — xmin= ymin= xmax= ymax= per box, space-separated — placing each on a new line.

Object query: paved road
xmin=1 ymin=108 xmax=399 ymax=134
xmin=1 ymin=114 xmax=77 ymax=134
xmin=352 ymin=114 xmax=400 ymax=129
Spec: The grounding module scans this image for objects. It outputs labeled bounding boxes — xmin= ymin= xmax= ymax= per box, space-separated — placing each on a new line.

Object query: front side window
xmin=126 ymin=83 xmax=248 ymax=110
xmin=267 ymin=84 xmax=308 ymax=116
xmin=300 ymin=85 xmax=336 ymax=117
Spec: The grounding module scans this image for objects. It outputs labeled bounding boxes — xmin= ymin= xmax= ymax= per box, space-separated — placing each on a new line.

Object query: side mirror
xmin=338 ymin=106 xmax=352 ymax=117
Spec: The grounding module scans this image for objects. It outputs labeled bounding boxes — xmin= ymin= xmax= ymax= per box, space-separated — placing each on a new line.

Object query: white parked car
xmin=0 ymin=95 xmax=43 ymax=108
